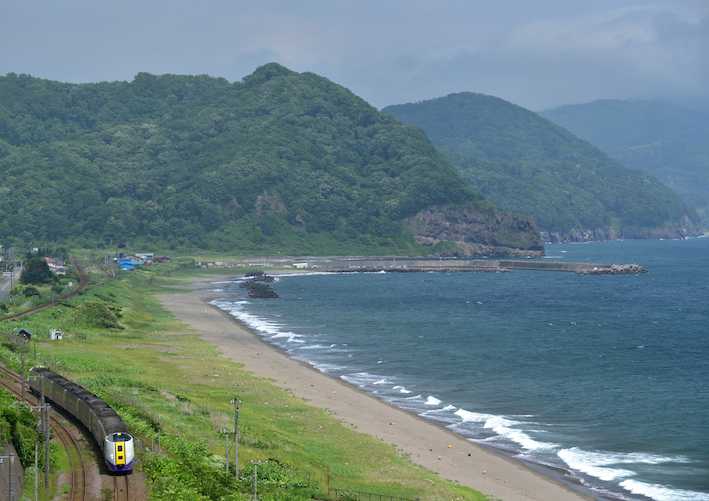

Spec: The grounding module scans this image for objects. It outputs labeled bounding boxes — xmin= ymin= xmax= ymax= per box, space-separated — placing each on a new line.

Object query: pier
xmin=198 ymin=257 xmax=647 ymax=275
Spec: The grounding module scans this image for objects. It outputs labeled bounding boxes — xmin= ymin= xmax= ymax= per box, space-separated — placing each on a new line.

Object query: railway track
xmin=0 ymin=365 xmax=146 ymax=501
xmin=113 ymin=475 xmax=130 ymax=501
xmin=0 ymin=365 xmax=88 ymax=500
xmin=0 ymin=257 xmax=89 ymax=322
xmin=1 ymin=261 xmax=146 ymax=500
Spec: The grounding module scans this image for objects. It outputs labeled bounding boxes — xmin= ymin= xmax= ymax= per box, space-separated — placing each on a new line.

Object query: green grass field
xmin=0 ymin=262 xmax=486 ymax=500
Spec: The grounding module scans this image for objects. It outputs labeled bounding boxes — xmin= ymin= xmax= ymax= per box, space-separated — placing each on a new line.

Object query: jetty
xmin=197 ymin=257 xmax=647 ymax=275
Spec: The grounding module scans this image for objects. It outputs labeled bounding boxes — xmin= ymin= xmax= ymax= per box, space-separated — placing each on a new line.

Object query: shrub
xmin=0 ymin=388 xmax=42 ymax=468
xmin=75 ymin=301 xmax=122 ymax=329
xmin=20 ymin=257 xmax=54 ymax=285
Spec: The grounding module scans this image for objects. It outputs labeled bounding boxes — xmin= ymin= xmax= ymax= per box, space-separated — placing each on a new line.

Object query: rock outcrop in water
xmin=241 ymin=273 xmax=279 ymax=298
xmin=243 ymin=271 xmax=275 ymax=283
xmin=243 ymin=281 xmax=279 ymax=298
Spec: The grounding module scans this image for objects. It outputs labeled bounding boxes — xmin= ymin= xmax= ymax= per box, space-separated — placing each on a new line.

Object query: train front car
xmin=104 ymin=432 xmax=135 ymax=473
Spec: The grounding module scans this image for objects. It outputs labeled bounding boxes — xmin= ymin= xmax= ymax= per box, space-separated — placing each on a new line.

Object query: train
xmin=29 ymin=367 xmax=134 ymax=473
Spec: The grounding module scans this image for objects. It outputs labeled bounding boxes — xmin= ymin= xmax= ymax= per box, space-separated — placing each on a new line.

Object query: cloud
xmin=0 ymin=1 xmax=707 ymax=109
xmin=327 ymin=2 xmax=709 ymax=109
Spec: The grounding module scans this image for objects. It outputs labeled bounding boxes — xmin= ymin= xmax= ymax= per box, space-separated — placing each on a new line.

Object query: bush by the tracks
xmin=22 ymin=286 xmax=40 ymax=297
xmin=141 ymin=435 xmax=318 ymax=501
xmin=74 ymin=300 xmax=123 ymax=329
xmin=0 ymin=388 xmax=48 ymax=469
xmin=20 ymin=257 xmax=55 ymax=285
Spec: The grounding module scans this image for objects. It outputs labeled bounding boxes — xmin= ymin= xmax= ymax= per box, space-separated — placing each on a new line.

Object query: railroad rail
xmin=0 ymin=365 xmax=87 ymax=501
xmin=0 ymin=259 xmax=146 ymax=500
xmin=0 ymin=257 xmax=89 ymax=322
xmin=114 ymin=475 xmax=130 ymax=501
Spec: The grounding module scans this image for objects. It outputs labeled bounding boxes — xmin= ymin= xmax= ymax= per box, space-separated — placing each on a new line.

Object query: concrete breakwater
xmin=198 ymin=257 xmax=647 ymax=275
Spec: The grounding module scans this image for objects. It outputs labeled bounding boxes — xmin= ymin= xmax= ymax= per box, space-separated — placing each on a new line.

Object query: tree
xmin=20 ymin=257 xmax=54 ymax=284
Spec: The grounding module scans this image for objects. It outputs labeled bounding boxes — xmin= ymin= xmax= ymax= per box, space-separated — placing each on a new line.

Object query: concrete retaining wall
xmin=0 ymin=443 xmax=23 ymax=501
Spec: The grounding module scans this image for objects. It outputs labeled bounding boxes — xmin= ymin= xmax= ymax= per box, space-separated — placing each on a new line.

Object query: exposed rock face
xmin=406 ymin=204 xmax=544 ymax=257
xmin=542 ymin=216 xmax=700 ymax=243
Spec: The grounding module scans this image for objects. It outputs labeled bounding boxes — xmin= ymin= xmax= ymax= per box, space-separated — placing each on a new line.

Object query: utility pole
xmin=252 ymin=462 xmax=258 ymax=501
xmin=19 ymin=350 xmax=25 ymax=398
xmin=40 ymin=377 xmax=50 ymax=491
xmin=34 ymin=439 xmax=39 ymax=501
xmin=231 ymin=396 xmax=241 ymax=478
xmin=8 ymin=246 xmax=15 ymax=290
xmin=31 ymin=401 xmax=49 ymax=500
xmin=220 ymin=428 xmax=230 ymax=474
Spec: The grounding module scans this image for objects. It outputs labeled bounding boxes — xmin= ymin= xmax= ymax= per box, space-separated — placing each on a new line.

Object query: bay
xmin=213 ymin=238 xmax=709 ymax=501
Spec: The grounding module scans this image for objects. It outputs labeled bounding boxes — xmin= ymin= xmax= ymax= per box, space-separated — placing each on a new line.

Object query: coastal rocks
xmin=244 ymin=281 xmax=279 ymax=298
xmin=240 ymin=272 xmax=279 ymax=298
xmin=244 ymin=271 xmax=275 ymax=283
xmin=541 ymin=217 xmax=702 ymax=243
xmin=578 ymin=264 xmax=647 ymax=275
xmin=406 ymin=203 xmax=544 ymax=257
xmin=541 ymin=227 xmax=619 ymax=243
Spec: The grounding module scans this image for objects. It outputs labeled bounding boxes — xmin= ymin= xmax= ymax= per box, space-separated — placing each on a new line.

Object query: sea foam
xmin=454 ymin=409 xmax=556 ymax=451
xmin=424 ymin=396 xmax=442 ymax=406
xmin=619 ymin=479 xmax=709 ymax=501
xmin=558 ymin=447 xmax=693 ymax=487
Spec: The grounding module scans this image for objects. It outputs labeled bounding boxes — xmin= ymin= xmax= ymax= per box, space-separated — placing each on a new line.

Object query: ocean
xmin=211 ymin=238 xmax=709 ymax=501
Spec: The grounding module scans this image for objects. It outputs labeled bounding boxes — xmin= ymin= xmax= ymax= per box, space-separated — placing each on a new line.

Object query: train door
xmin=114 ymin=440 xmax=126 ymax=466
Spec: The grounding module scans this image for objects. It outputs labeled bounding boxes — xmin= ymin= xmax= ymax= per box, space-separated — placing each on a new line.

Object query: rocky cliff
xmin=541 ymin=215 xmax=698 ymax=243
xmin=407 ymin=204 xmax=544 ymax=257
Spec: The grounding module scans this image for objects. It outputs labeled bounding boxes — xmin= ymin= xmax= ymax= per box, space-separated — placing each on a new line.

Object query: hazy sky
xmin=1 ymin=1 xmax=707 ymax=110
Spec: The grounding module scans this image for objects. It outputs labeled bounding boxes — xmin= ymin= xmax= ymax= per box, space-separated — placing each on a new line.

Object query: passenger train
xmin=29 ymin=367 xmax=134 ymax=473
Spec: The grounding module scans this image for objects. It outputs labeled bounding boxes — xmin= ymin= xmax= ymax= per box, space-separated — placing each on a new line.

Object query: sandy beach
xmin=159 ymin=277 xmax=592 ymax=501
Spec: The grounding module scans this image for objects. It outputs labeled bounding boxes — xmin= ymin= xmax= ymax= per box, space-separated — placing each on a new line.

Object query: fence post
xmin=326 ymin=465 xmax=330 ymax=496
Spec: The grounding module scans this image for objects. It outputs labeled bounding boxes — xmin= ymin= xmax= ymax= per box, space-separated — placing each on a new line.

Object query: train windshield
xmin=108 ymin=432 xmax=132 ymax=442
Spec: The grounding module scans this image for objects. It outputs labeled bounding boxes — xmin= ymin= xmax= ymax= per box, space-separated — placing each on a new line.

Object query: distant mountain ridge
xmin=385 ymin=93 xmax=699 ymax=242
xmin=542 ymin=99 xmax=709 ymax=227
xmin=0 ymin=64 xmax=542 ymax=256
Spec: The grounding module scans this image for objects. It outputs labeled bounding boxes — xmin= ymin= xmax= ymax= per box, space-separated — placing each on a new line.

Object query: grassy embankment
xmin=0 ymin=261 xmax=485 ymax=500
xmin=0 ymin=273 xmax=77 ymax=318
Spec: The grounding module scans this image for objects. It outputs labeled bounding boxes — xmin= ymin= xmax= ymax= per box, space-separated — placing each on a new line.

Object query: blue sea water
xmin=212 ymin=238 xmax=709 ymax=500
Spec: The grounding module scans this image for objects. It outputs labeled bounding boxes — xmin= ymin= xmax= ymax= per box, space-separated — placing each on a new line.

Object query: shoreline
xmin=159 ymin=276 xmax=596 ymax=501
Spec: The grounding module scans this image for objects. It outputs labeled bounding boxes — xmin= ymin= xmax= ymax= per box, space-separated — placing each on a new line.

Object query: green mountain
xmin=542 ymin=100 xmax=709 ymax=227
xmin=0 ymin=65 xmax=542 ymax=256
xmin=384 ymin=93 xmax=698 ymax=241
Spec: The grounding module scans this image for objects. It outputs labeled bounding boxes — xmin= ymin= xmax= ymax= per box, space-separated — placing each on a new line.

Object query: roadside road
xmin=0 ymin=270 xmax=18 ymax=300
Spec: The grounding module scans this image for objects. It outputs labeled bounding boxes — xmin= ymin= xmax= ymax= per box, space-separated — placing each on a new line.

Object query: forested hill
xmin=385 ymin=93 xmax=699 ymax=241
xmin=542 ymin=100 xmax=709 ymax=227
xmin=0 ymin=65 xmax=542 ymax=256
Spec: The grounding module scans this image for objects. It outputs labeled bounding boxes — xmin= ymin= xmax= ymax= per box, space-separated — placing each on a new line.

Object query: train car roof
xmin=30 ymin=367 xmax=124 ymax=422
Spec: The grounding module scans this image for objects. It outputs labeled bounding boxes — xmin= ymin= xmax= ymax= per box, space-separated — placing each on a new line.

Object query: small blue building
xmin=117 ymin=258 xmax=142 ymax=271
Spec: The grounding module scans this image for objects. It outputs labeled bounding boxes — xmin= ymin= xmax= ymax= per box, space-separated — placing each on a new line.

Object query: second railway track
xmin=1 ymin=260 xmax=145 ymax=500
xmin=0 ymin=364 xmax=88 ymax=501
xmin=0 ymin=257 xmax=89 ymax=322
